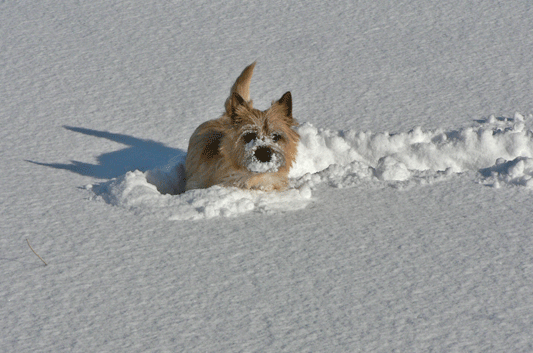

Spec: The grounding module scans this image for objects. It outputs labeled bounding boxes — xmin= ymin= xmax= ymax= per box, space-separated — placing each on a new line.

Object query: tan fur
xmin=185 ymin=63 xmax=299 ymax=191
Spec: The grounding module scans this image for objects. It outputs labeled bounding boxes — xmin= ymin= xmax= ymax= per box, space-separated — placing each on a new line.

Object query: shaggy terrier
xmin=185 ymin=62 xmax=299 ymax=191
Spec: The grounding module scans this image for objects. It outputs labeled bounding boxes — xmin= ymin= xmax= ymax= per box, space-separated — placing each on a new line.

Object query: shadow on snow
xmin=27 ymin=126 xmax=186 ymax=180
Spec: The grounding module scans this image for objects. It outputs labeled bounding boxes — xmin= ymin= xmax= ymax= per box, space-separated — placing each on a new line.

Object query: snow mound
xmin=89 ymin=159 xmax=311 ymax=221
xmin=479 ymin=157 xmax=533 ymax=188
xmin=89 ymin=113 xmax=533 ymax=220
xmin=290 ymin=113 xmax=533 ymax=188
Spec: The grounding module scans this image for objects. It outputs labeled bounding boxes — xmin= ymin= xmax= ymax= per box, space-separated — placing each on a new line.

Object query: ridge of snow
xmin=89 ymin=113 xmax=533 ymax=220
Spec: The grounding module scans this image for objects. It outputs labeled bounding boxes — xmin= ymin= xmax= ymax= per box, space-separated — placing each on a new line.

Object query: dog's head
xmin=185 ymin=62 xmax=300 ymax=191
xmin=222 ymin=90 xmax=299 ymax=174
xmin=219 ymin=62 xmax=299 ymax=175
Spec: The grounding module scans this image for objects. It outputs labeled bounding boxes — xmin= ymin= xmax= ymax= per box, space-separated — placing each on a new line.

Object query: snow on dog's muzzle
xmin=244 ymin=139 xmax=285 ymax=173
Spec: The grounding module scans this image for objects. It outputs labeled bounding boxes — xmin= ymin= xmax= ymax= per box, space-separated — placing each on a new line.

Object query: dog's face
xmin=221 ymin=91 xmax=299 ymax=175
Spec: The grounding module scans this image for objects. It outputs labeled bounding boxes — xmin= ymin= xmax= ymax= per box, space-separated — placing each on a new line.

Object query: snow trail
xmin=89 ymin=113 xmax=533 ymax=220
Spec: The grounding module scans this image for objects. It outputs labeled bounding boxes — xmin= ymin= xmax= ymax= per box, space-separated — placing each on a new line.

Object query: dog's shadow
xmin=28 ymin=126 xmax=186 ymax=181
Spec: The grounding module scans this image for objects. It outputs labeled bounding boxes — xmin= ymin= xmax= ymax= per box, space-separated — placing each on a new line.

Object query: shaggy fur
xmin=185 ymin=62 xmax=299 ymax=191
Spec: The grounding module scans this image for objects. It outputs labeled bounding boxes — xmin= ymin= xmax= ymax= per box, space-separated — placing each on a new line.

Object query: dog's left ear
xmin=274 ymin=91 xmax=294 ymax=123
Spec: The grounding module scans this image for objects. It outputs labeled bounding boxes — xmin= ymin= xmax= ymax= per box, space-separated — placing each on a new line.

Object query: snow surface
xmin=88 ymin=115 xmax=533 ymax=221
xmin=2 ymin=1 xmax=533 ymax=352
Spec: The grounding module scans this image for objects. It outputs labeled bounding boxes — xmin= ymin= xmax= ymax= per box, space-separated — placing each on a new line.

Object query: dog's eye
xmin=272 ymin=133 xmax=282 ymax=142
xmin=243 ymin=132 xmax=257 ymax=143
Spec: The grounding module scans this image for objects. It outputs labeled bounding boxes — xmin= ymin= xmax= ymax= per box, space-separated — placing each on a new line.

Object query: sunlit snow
xmin=3 ymin=1 xmax=533 ymax=352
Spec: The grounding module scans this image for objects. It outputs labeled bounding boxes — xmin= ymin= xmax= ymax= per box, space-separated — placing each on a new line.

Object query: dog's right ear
xmin=226 ymin=92 xmax=247 ymax=123
xmin=228 ymin=91 xmax=245 ymax=111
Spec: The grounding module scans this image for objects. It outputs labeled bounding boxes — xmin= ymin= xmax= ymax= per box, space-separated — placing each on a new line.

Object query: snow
xmin=244 ymin=137 xmax=284 ymax=174
xmin=2 ymin=0 xmax=533 ymax=352
xmin=88 ymin=116 xmax=533 ymax=221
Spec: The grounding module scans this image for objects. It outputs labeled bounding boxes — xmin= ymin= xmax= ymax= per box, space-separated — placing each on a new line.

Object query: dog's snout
xmin=254 ymin=147 xmax=272 ymax=163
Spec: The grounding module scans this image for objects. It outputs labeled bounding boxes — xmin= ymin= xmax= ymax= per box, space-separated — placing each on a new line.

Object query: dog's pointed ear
xmin=226 ymin=92 xmax=247 ymax=123
xmin=230 ymin=91 xmax=245 ymax=108
xmin=272 ymin=91 xmax=297 ymax=126
xmin=277 ymin=91 xmax=292 ymax=118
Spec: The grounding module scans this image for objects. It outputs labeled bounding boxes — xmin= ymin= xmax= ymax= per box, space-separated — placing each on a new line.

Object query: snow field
xmin=3 ymin=0 xmax=533 ymax=351
xmin=89 ymin=113 xmax=533 ymax=220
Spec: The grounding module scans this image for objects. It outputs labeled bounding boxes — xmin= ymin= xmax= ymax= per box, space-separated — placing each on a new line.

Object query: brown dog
xmin=185 ymin=62 xmax=299 ymax=191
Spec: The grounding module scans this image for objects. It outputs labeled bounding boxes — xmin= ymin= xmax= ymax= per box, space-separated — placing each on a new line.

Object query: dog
xmin=185 ymin=62 xmax=299 ymax=191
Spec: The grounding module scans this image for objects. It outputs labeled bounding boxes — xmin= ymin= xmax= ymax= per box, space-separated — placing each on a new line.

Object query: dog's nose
xmin=254 ymin=147 xmax=272 ymax=163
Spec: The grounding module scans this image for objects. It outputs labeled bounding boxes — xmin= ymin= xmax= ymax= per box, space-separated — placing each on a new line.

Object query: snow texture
xmin=89 ymin=114 xmax=533 ymax=220
xmin=2 ymin=0 xmax=533 ymax=352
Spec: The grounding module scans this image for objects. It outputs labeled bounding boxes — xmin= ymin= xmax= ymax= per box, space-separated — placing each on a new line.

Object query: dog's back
xmin=184 ymin=119 xmax=228 ymax=190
